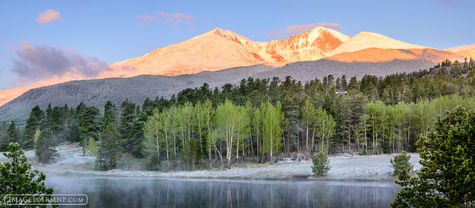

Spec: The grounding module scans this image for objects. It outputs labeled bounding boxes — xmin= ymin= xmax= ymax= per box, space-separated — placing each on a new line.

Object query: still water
xmin=46 ymin=174 xmax=399 ymax=208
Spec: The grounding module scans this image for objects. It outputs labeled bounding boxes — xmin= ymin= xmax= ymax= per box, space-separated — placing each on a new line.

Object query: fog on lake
xmin=46 ymin=174 xmax=399 ymax=208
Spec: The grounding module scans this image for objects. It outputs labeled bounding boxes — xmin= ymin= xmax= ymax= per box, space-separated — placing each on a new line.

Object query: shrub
xmin=390 ymin=151 xmax=413 ymax=177
xmin=312 ymin=152 xmax=331 ymax=176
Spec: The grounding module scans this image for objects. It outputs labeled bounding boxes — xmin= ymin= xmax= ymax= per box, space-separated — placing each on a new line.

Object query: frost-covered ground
xmin=0 ymin=144 xmax=420 ymax=181
xmin=0 ymin=143 xmax=96 ymax=170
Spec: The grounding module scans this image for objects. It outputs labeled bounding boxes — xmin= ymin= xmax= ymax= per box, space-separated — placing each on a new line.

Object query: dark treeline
xmin=1 ymin=59 xmax=474 ymax=170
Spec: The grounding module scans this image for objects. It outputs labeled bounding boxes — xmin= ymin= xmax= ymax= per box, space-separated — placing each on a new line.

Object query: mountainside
xmin=0 ymin=65 xmax=275 ymax=122
xmin=260 ymin=26 xmax=350 ymax=63
xmin=445 ymin=44 xmax=475 ymax=58
xmin=109 ymin=28 xmax=263 ymax=76
xmin=110 ymin=27 xmax=350 ymax=76
xmin=330 ymin=32 xmax=428 ymax=55
xmin=327 ymin=48 xmax=464 ymax=63
xmin=0 ymin=58 xmax=443 ymax=123
xmin=0 ymin=87 xmax=32 ymax=107
xmin=0 ymin=27 xmax=468 ymax=109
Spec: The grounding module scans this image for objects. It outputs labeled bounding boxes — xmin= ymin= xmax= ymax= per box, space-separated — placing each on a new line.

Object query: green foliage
xmin=23 ymin=105 xmax=45 ymax=149
xmin=0 ymin=122 xmax=8 ymax=151
xmin=119 ymin=100 xmax=136 ymax=152
xmin=87 ymin=137 xmax=98 ymax=156
xmin=66 ymin=109 xmax=81 ymax=143
xmin=315 ymin=107 xmax=335 ymax=153
xmin=302 ymin=98 xmax=316 ymax=156
xmin=392 ymin=107 xmax=474 ymax=207
xmin=312 ymin=152 xmax=331 ymax=176
xmin=261 ymin=101 xmax=283 ymax=161
xmin=103 ymin=101 xmax=118 ymax=127
xmin=45 ymin=104 xmax=68 ymax=143
xmin=7 ymin=121 xmax=19 ymax=146
xmin=215 ymin=99 xmax=249 ymax=167
xmin=143 ymin=109 xmax=162 ymax=164
xmin=16 ymin=61 xmax=475 ymax=171
xmin=35 ymin=129 xmax=58 ymax=163
xmin=0 ymin=143 xmax=55 ymax=206
xmin=78 ymin=106 xmax=102 ymax=154
xmin=130 ymin=110 xmax=147 ymax=158
xmin=96 ymin=124 xmax=122 ymax=170
xmin=33 ymin=129 xmax=41 ymax=149
xmin=390 ymin=151 xmax=412 ymax=177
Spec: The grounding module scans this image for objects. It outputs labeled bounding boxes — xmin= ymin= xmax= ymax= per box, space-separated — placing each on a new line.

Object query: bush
xmin=312 ymin=152 xmax=331 ymax=176
xmin=390 ymin=151 xmax=413 ymax=177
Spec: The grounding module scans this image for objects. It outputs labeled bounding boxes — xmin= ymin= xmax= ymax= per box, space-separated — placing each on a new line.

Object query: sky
xmin=0 ymin=0 xmax=474 ymax=89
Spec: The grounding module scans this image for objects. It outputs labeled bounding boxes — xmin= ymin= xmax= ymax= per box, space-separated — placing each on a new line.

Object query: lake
xmin=46 ymin=174 xmax=399 ymax=208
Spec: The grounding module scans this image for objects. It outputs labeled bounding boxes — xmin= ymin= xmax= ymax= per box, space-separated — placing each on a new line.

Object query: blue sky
xmin=0 ymin=0 xmax=474 ymax=89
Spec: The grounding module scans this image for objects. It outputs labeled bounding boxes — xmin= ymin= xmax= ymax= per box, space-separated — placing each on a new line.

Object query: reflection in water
xmin=46 ymin=175 xmax=399 ymax=208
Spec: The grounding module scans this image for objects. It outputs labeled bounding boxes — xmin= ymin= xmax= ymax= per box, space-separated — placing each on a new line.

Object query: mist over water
xmin=46 ymin=174 xmax=399 ymax=208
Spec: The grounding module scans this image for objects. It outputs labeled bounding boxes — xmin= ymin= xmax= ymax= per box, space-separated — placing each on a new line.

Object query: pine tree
xmin=0 ymin=143 xmax=55 ymax=205
xmin=119 ymin=100 xmax=136 ymax=152
xmin=96 ymin=124 xmax=122 ymax=170
xmin=79 ymin=106 xmax=101 ymax=154
xmin=47 ymin=106 xmax=64 ymax=142
xmin=66 ymin=108 xmax=81 ymax=142
xmin=23 ymin=105 xmax=45 ymax=149
xmin=390 ymin=151 xmax=412 ymax=177
xmin=7 ymin=121 xmax=19 ymax=146
xmin=392 ymin=107 xmax=474 ymax=207
xmin=312 ymin=152 xmax=331 ymax=176
xmin=130 ymin=107 xmax=146 ymax=158
xmin=0 ymin=122 xmax=9 ymax=151
xmin=35 ymin=129 xmax=58 ymax=163
xmin=103 ymin=101 xmax=118 ymax=127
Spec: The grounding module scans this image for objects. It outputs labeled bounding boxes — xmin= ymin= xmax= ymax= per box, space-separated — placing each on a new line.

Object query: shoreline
xmin=2 ymin=144 xmax=420 ymax=182
xmin=42 ymin=168 xmax=399 ymax=183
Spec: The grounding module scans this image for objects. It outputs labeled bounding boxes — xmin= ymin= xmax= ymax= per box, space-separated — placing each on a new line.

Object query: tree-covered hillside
xmin=0 ymin=59 xmax=474 ymax=170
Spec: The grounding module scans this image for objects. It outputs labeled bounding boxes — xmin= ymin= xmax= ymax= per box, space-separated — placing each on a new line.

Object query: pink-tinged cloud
xmin=10 ymin=42 xmax=110 ymax=85
xmin=269 ymin=23 xmax=342 ymax=36
xmin=138 ymin=11 xmax=193 ymax=26
xmin=36 ymin=9 xmax=62 ymax=24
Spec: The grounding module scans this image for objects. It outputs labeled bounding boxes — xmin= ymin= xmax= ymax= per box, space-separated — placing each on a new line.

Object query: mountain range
xmin=0 ymin=26 xmax=472 ymax=122
xmin=109 ymin=27 xmax=350 ymax=76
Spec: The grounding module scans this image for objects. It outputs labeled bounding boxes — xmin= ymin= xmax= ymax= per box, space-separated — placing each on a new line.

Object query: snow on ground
xmin=0 ymin=144 xmax=420 ymax=181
